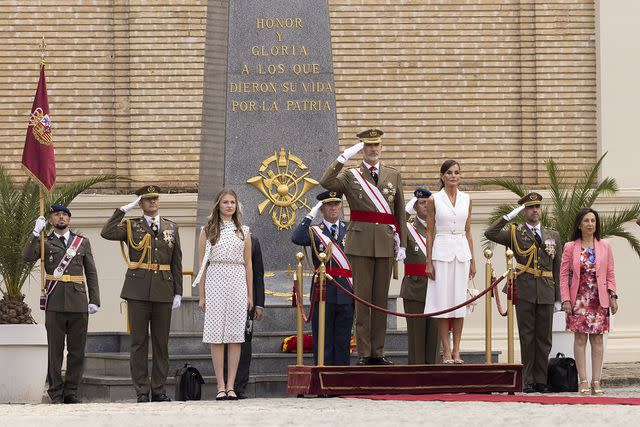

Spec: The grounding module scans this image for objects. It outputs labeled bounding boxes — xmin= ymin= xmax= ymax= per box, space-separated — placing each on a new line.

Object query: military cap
xmin=414 ymin=188 xmax=432 ymax=199
xmin=317 ymin=190 xmax=343 ymax=204
xmin=518 ymin=192 xmax=543 ymax=207
xmin=49 ymin=204 xmax=71 ymax=217
xmin=356 ymin=128 xmax=384 ymax=144
xmin=134 ymin=185 xmax=161 ymax=199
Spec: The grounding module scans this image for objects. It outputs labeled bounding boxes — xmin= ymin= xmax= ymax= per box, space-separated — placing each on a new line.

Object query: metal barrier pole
xmin=317 ymin=252 xmax=327 ymax=367
xmin=295 ymin=252 xmax=305 ymax=366
xmin=506 ymin=249 xmax=515 ymax=364
xmin=484 ymin=249 xmax=493 ymax=364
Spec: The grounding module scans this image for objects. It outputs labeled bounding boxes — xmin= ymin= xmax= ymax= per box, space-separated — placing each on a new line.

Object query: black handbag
xmin=547 ymin=352 xmax=578 ymax=392
xmin=245 ymin=310 xmax=254 ymax=342
xmin=174 ymin=363 xmax=205 ymax=401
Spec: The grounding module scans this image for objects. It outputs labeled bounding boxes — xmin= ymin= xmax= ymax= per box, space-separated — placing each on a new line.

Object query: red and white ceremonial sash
xmin=310 ymin=225 xmax=353 ymax=286
xmin=407 ymin=222 xmax=427 ymax=257
xmin=349 ymin=168 xmax=393 ymax=215
xmin=40 ymin=235 xmax=84 ymax=310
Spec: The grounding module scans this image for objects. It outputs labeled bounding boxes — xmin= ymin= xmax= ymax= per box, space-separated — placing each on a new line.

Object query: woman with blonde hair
xmin=195 ymin=188 xmax=253 ymax=400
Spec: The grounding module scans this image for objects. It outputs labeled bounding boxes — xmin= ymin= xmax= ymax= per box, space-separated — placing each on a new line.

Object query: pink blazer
xmin=559 ymin=238 xmax=617 ymax=308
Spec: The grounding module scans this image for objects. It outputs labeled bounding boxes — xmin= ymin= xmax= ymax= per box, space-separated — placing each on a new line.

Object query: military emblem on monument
xmin=247 ymin=147 xmax=318 ymax=230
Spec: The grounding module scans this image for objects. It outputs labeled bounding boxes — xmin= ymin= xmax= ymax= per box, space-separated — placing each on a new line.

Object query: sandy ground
xmin=1 ymin=388 xmax=639 ymax=427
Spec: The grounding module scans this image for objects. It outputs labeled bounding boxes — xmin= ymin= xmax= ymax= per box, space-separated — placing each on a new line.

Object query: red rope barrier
xmin=292 ymin=274 xmax=317 ymax=324
xmin=493 ymin=275 xmax=508 ymax=317
xmin=325 ymin=273 xmax=508 ymax=318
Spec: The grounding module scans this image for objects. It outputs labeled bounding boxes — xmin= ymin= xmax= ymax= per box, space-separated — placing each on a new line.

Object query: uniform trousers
xmin=403 ymin=299 xmax=440 ymax=364
xmin=127 ymin=299 xmax=172 ymax=396
xmin=516 ymin=299 xmax=553 ymax=384
xmin=311 ymin=302 xmax=355 ymax=365
xmin=45 ymin=311 xmax=88 ymax=399
xmin=349 ymin=255 xmax=392 ymax=358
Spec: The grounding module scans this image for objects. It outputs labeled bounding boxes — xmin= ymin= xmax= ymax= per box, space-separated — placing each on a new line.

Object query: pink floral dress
xmin=566 ymin=247 xmax=610 ymax=334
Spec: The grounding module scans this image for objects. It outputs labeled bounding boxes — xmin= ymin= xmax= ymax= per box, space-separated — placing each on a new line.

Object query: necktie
xmin=330 ymin=224 xmax=338 ymax=241
xmin=150 ymin=217 xmax=158 ymax=235
xmin=59 ymin=236 xmax=66 ymax=247
xmin=533 ymin=228 xmax=542 ymax=246
xmin=369 ymin=166 xmax=378 ymax=184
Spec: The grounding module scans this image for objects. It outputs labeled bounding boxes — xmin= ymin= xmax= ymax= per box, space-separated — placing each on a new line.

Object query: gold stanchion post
xmin=484 ymin=249 xmax=493 ymax=364
xmin=506 ymin=248 xmax=515 ymax=364
xmin=295 ymin=252 xmax=305 ymax=366
xmin=317 ymin=252 xmax=327 ymax=367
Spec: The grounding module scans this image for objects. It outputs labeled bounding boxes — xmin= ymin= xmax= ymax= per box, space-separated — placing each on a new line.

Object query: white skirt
xmin=424 ymin=258 xmax=470 ymax=318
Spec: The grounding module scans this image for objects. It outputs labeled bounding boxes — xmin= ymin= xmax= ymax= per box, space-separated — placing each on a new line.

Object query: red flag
xmin=21 ymin=64 xmax=55 ymax=191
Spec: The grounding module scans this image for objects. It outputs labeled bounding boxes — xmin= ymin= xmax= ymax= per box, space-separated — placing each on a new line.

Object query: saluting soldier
xmin=320 ymin=129 xmax=407 ymax=365
xmin=23 ymin=204 xmax=100 ymax=404
xmin=484 ymin=192 xmax=562 ymax=393
xmin=401 ymin=189 xmax=440 ymax=365
xmin=101 ymin=185 xmax=182 ymax=403
xmin=292 ymin=191 xmax=355 ymax=366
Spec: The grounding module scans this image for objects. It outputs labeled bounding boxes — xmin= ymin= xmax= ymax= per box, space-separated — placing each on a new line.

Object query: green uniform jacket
xmin=320 ymin=160 xmax=407 ymax=257
xmin=484 ymin=217 xmax=562 ymax=304
xmin=101 ymin=209 xmax=182 ymax=302
xmin=400 ymin=216 xmax=428 ymax=303
xmin=22 ymin=232 xmax=100 ymax=312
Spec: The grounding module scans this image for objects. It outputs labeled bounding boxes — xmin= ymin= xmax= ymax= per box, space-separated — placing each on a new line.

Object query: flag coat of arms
xmin=22 ymin=64 xmax=56 ymax=191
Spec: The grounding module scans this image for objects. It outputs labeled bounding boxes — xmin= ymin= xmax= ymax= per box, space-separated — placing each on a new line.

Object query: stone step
xmin=84 ymin=350 xmax=498 ymax=378
xmin=170 ymin=296 xmax=399 ymax=332
xmin=80 ymin=374 xmax=287 ymax=402
xmin=86 ymin=329 xmax=410 ymax=355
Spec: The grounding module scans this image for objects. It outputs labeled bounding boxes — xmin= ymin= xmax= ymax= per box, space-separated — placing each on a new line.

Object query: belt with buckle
xmin=45 ymin=274 xmax=85 ymax=284
xmin=516 ymin=263 xmax=553 ymax=278
xmin=131 ymin=263 xmax=171 ymax=271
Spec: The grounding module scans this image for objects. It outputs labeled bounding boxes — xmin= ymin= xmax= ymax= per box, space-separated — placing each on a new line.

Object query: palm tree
xmin=480 ymin=153 xmax=640 ymax=257
xmin=0 ymin=165 xmax=124 ymax=324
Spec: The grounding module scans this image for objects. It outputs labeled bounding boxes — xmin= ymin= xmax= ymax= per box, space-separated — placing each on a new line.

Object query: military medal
xmin=544 ymin=239 xmax=556 ymax=257
xmin=163 ymin=229 xmax=175 ymax=248
xmin=48 ymin=255 xmax=53 ymax=262
xmin=66 ymin=247 xmax=77 ymax=257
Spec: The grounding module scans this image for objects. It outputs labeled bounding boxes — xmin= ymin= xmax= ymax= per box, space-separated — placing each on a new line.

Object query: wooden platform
xmin=288 ymin=363 xmax=523 ymax=395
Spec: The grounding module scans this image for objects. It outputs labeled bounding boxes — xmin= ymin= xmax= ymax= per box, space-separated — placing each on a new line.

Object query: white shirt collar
xmin=416 ymin=216 xmax=427 ymax=227
xmin=362 ymin=160 xmax=379 ymax=171
xmin=144 ymin=214 xmax=160 ymax=226
xmin=323 ymin=219 xmax=340 ymax=230
xmin=528 ymin=223 xmax=540 ymax=234
xmin=53 ymin=230 xmax=71 ymax=241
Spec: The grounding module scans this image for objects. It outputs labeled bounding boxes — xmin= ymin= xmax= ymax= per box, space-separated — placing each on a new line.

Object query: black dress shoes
xmin=137 ymin=394 xmax=150 ymax=403
xmin=369 ymin=357 xmax=393 ymax=365
xmin=236 ymin=391 xmax=249 ymax=400
xmin=523 ymin=383 xmax=537 ymax=393
xmin=50 ymin=395 xmax=64 ymax=404
xmin=151 ymin=393 xmax=172 ymax=402
xmin=63 ymin=395 xmax=81 ymax=404
xmin=536 ymin=383 xmax=552 ymax=393
xmin=357 ymin=357 xmax=369 ymax=365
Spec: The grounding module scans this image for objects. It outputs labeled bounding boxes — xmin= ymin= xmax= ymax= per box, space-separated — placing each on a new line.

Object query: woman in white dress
xmin=424 ymin=160 xmax=476 ymax=364
xmin=196 ymin=188 xmax=253 ymax=400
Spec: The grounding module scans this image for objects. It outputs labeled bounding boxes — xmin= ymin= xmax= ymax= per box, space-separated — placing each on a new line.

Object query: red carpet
xmin=342 ymin=393 xmax=640 ymax=405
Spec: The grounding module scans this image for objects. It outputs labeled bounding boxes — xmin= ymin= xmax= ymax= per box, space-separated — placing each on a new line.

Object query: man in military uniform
xmin=484 ymin=192 xmax=562 ymax=393
xmin=101 ymin=185 xmax=182 ymax=402
xmin=401 ymin=189 xmax=440 ymax=365
xmin=292 ymin=191 xmax=355 ymax=366
xmin=320 ymin=129 xmax=407 ymax=365
xmin=23 ymin=204 xmax=100 ymax=404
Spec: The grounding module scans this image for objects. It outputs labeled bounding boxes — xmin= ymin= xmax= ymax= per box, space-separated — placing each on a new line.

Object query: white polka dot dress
xmin=202 ymin=221 xmax=249 ymax=344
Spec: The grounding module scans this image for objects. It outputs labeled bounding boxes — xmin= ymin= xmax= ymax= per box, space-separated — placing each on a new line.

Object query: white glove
xmin=120 ymin=196 xmax=142 ymax=213
xmin=503 ymin=204 xmax=526 ymax=221
xmin=33 ymin=216 xmax=47 ymax=236
xmin=405 ymin=197 xmax=418 ymax=215
xmin=88 ymin=304 xmax=99 ymax=315
xmin=337 ymin=141 xmax=364 ymax=164
xmin=172 ymin=295 xmax=182 ymax=310
xmin=553 ymin=301 xmax=562 ymax=313
xmin=395 ymin=247 xmax=406 ymax=262
xmin=306 ymin=201 xmax=323 ymax=220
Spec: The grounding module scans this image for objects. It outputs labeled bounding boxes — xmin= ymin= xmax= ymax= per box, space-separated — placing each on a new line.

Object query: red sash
xmin=404 ymin=263 xmax=428 ymax=277
xmin=325 ymin=266 xmax=352 ymax=279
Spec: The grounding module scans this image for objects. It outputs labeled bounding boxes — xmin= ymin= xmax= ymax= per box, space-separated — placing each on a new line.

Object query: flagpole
xmin=40 ymin=189 xmax=45 ymax=296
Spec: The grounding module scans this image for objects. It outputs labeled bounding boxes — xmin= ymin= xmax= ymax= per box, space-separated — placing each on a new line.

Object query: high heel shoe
xmin=578 ymin=380 xmax=590 ymax=395
xmin=591 ymin=380 xmax=604 ymax=395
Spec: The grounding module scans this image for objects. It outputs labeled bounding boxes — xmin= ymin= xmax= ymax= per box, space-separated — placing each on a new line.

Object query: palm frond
xmin=479 ymin=178 xmax=527 ymax=197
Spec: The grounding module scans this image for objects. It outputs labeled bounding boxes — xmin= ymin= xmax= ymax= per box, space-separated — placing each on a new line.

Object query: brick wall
xmin=328 ymin=0 xmax=597 ymax=190
xmin=0 ymin=1 xmax=596 ymax=192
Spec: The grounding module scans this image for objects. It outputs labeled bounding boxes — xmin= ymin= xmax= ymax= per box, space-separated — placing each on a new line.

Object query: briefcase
xmin=547 ymin=352 xmax=578 ymax=392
